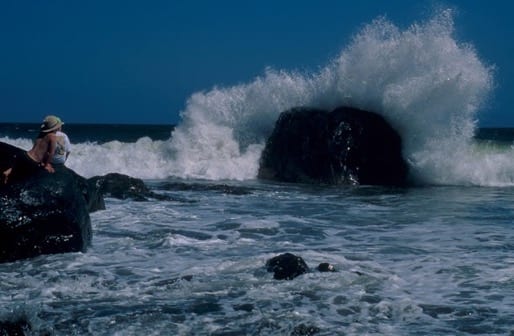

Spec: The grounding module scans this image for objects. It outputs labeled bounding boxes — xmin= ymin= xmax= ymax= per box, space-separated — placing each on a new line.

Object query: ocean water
xmin=2 ymin=9 xmax=514 ymax=336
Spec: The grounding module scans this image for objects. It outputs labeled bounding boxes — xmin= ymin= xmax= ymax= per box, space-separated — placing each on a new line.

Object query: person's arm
xmin=43 ymin=134 xmax=57 ymax=173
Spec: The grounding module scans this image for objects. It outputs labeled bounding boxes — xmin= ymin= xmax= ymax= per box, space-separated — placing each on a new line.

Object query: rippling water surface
xmin=1 ymin=7 xmax=513 ymax=334
xmin=2 ymin=180 xmax=514 ymax=335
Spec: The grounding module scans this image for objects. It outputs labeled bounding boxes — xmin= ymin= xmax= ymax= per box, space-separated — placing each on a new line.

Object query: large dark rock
xmin=0 ymin=142 xmax=93 ymax=263
xmin=266 ymin=253 xmax=309 ymax=280
xmin=88 ymin=172 xmax=171 ymax=201
xmin=258 ymin=106 xmax=408 ymax=186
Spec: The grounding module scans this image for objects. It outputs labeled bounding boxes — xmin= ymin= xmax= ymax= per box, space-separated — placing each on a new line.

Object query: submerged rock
xmin=0 ymin=142 xmax=93 ymax=263
xmin=258 ymin=106 xmax=408 ymax=186
xmin=317 ymin=263 xmax=336 ymax=272
xmin=156 ymin=181 xmax=253 ymax=196
xmin=266 ymin=253 xmax=310 ymax=280
xmin=265 ymin=253 xmax=339 ymax=280
xmin=291 ymin=323 xmax=321 ymax=336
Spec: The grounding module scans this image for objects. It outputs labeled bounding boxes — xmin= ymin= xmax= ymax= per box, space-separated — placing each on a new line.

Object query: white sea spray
xmin=3 ymin=9 xmax=512 ymax=186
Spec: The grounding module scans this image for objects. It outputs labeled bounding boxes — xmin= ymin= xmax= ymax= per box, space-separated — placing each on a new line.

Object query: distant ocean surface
xmin=2 ymin=122 xmax=513 ymax=143
xmin=2 ymin=10 xmax=514 ymax=336
xmin=0 ymin=123 xmax=174 ymax=143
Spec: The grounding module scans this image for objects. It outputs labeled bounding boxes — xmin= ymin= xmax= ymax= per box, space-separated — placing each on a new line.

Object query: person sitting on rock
xmin=2 ymin=115 xmax=64 ymax=184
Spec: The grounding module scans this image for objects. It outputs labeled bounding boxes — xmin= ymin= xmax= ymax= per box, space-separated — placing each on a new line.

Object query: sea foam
xmin=5 ymin=9 xmax=511 ymax=186
xmin=166 ymin=9 xmax=498 ymax=185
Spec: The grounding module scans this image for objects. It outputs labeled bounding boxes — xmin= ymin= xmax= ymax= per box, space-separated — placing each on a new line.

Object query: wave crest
xmin=167 ymin=9 xmax=497 ymax=184
xmin=7 ymin=9 xmax=509 ymax=186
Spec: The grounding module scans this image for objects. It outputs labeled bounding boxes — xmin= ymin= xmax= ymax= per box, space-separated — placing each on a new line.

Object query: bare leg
xmin=2 ymin=168 xmax=12 ymax=184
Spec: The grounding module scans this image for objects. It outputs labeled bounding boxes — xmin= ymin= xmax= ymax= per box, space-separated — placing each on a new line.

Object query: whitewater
xmin=3 ymin=9 xmax=514 ymax=336
xmin=2 ymin=10 xmax=511 ymax=186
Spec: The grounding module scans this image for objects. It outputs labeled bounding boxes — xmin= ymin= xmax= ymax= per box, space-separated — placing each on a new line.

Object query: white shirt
xmin=53 ymin=131 xmax=71 ymax=164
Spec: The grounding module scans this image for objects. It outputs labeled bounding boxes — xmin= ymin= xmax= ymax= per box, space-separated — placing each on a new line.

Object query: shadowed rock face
xmin=0 ymin=142 xmax=93 ymax=263
xmin=258 ymin=106 xmax=408 ymax=186
xmin=0 ymin=171 xmax=93 ymax=263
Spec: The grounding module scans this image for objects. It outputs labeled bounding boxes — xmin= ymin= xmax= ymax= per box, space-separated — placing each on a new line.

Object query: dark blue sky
xmin=1 ymin=1 xmax=512 ymax=126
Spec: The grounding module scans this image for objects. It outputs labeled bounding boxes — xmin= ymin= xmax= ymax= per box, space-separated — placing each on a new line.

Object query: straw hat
xmin=41 ymin=115 xmax=64 ymax=133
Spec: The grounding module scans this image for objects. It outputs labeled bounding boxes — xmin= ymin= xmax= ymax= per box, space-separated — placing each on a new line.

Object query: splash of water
xmin=6 ymin=9 xmax=508 ymax=185
xmin=166 ymin=9 xmax=498 ymax=184
xmin=165 ymin=70 xmax=322 ymax=180
xmin=329 ymin=10 xmax=496 ymax=185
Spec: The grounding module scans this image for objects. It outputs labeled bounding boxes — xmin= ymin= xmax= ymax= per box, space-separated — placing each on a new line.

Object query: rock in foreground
xmin=258 ymin=106 xmax=408 ymax=186
xmin=266 ymin=253 xmax=309 ymax=280
xmin=0 ymin=142 xmax=93 ymax=263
